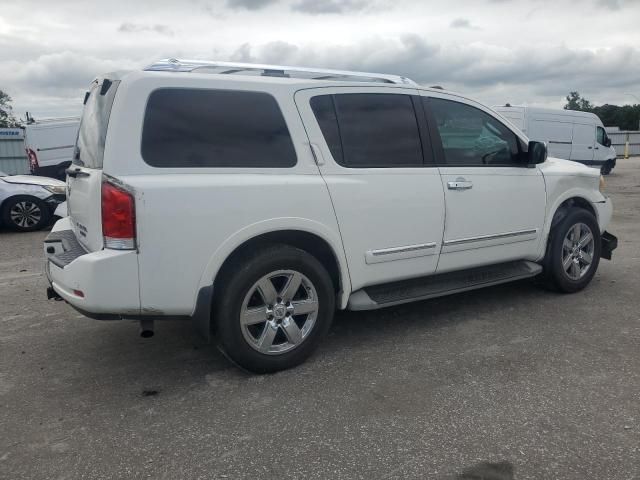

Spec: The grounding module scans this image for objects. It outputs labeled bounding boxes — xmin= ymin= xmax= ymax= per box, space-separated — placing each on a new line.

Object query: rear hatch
xmin=67 ymin=78 xmax=119 ymax=252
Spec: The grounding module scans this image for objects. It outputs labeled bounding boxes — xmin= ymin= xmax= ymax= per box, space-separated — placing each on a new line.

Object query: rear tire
xmin=540 ymin=208 xmax=601 ymax=293
xmin=214 ymin=244 xmax=335 ymax=373
xmin=1 ymin=195 xmax=51 ymax=232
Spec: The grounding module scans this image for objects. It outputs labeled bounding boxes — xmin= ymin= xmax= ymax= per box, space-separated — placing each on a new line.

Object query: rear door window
xmin=141 ymin=89 xmax=297 ymax=168
xmin=310 ymin=93 xmax=424 ymax=168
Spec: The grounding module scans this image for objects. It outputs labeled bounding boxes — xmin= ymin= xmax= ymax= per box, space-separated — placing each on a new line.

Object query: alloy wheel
xmin=562 ymin=223 xmax=595 ymax=280
xmin=240 ymin=270 xmax=319 ymax=355
xmin=9 ymin=201 xmax=42 ymax=229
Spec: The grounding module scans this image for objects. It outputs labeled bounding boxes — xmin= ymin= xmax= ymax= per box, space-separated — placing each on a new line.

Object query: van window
xmin=74 ymin=79 xmax=120 ymax=168
xmin=142 ymin=89 xmax=297 ymax=168
xmin=311 ymin=93 xmax=424 ymax=168
xmin=596 ymin=126 xmax=606 ymax=145
xmin=427 ymin=98 xmax=522 ymax=166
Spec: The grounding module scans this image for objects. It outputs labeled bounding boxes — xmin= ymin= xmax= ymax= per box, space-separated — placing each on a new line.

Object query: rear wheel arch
xmin=213 ymin=230 xmax=344 ymax=298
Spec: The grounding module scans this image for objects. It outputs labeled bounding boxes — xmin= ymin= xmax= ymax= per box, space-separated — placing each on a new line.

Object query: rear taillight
xmin=26 ymin=149 xmax=38 ymax=172
xmin=101 ymin=180 xmax=136 ymax=250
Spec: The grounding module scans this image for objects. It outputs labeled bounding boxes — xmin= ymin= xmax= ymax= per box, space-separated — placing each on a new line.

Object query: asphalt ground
xmin=1 ymin=158 xmax=639 ymax=479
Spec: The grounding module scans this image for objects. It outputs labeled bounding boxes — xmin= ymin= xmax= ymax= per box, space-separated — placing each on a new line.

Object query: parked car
xmin=44 ymin=59 xmax=617 ymax=373
xmin=24 ymin=116 xmax=80 ymax=180
xmin=493 ymin=105 xmax=617 ymax=175
xmin=0 ymin=171 xmax=66 ymax=231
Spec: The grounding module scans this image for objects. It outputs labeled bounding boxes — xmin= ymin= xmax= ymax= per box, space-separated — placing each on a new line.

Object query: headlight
xmin=44 ymin=185 xmax=66 ymax=195
xmin=599 ymin=175 xmax=605 ymax=193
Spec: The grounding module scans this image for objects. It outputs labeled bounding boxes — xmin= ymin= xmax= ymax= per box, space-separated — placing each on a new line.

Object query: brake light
xmin=101 ymin=180 xmax=136 ymax=250
xmin=26 ymin=149 xmax=38 ymax=172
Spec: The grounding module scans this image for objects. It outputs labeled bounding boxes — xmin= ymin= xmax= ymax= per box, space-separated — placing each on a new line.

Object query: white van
xmin=24 ymin=117 xmax=80 ymax=180
xmin=493 ymin=106 xmax=617 ymax=174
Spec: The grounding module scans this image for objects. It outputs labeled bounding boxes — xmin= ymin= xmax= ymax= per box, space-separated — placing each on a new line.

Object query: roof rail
xmin=144 ymin=58 xmax=417 ymax=86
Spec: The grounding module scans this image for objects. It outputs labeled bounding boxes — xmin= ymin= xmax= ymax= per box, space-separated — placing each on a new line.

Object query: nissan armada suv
xmin=44 ymin=59 xmax=617 ymax=373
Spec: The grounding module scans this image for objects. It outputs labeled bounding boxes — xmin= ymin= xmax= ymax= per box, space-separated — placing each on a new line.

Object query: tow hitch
xmin=46 ymin=286 xmax=63 ymax=301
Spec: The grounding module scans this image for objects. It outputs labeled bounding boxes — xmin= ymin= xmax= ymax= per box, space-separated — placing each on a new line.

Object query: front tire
xmin=1 ymin=195 xmax=51 ymax=232
xmin=214 ymin=244 xmax=335 ymax=373
xmin=541 ymin=208 xmax=601 ymax=293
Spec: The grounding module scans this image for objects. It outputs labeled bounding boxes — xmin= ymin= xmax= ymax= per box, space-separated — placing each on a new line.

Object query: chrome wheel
xmin=9 ymin=200 xmax=42 ymax=229
xmin=240 ymin=270 xmax=319 ymax=355
xmin=562 ymin=223 xmax=595 ymax=280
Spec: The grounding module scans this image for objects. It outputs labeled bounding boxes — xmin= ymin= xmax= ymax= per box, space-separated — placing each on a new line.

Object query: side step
xmin=347 ymin=261 xmax=542 ymax=311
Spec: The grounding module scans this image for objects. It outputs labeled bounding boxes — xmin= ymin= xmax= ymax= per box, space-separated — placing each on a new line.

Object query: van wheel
xmin=601 ymin=164 xmax=612 ymax=175
xmin=1 ymin=195 xmax=50 ymax=232
xmin=214 ymin=244 xmax=335 ymax=373
xmin=540 ymin=208 xmax=601 ymax=293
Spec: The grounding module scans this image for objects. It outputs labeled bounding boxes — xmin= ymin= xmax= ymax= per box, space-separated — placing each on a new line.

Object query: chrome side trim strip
xmin=371 ymin=242 xmax=437 ymax=256
xmin=444 ymin=229 xmax=538 ymax=247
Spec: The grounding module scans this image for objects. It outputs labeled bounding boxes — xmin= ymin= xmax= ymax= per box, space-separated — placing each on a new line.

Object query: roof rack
xmin=145 ymin=58 xmax=417 ymax=86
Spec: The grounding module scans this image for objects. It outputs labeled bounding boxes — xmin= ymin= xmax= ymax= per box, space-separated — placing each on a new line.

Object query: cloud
xmin=228 ymin=36 xmax=640 ymax=106
xmin=292 ymin=0 xmax=369 ymax=14
xmin=117 ymin=23 xmax=174 ymax=36
xmin=450 ymin=18 xmax=480 ymax=29
xmin=225 ymin=0 xmax=278 ymax=10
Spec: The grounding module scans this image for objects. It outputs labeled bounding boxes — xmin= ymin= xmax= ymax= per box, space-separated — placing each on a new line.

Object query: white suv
xmin=44 ymin=59 xmax=618 ymax=373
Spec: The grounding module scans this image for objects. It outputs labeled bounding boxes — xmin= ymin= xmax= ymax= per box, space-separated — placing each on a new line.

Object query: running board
xmin=347 ymin=261 xmax=542 ymax=311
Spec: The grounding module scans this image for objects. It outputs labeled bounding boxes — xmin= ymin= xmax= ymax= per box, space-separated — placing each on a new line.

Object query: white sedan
xmin=0 ymin=171 xmax=66 ymax=232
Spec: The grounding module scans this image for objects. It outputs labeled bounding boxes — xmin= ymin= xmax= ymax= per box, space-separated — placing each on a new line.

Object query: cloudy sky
xmin=1 ymin=0 xmax=640 ymax=119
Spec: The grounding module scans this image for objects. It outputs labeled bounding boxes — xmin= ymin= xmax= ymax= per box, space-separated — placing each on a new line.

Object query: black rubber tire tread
xmin=213 ymin=243 xmax=335 ymax=374
xmin=540 ymin=208 xmax=601 ymax=293
xmin=1 ymin=195 xmax=51 ymax=232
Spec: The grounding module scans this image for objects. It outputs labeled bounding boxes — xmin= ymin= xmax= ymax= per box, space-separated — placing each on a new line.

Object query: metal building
xmin=0 ymin=128 xmax=28 ymax=175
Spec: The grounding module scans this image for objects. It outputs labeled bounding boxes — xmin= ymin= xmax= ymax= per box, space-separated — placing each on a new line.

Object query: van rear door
xmin=67 ymin=78 xmax=119 ymax=252
xmin=570 ymin=123 xmax=596 ymax=163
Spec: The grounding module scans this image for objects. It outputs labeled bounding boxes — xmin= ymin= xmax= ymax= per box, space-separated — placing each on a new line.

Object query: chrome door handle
xmin=447 ymin=180 xmax=473 ymax=190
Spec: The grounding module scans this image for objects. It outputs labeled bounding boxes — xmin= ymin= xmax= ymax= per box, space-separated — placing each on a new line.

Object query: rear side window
xmin=427 ymin=97 xmax=522 ymax=166
xmin=74 ymin=79 xmax=120 ymax=168
xmin=310 ymin=93 xmax=423 ymax=168
xmin=141 ymin=89 xmax=296 ymax=168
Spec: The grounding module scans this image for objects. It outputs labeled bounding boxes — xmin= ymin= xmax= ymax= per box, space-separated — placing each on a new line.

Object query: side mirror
xmin=527 ymin=140 xmax=547 ymax=165
xmin=605 ymin=138 xmax=612 ymax=147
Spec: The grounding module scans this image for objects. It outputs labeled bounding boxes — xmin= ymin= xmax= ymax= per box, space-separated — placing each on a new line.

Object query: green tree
xmin=564 ymin=91 xmax=594 ymax=112
xmin=0 ymin=89 xmax=21 ymax=128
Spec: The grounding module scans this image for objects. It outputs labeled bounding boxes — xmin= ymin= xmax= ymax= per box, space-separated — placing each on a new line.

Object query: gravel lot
xmin=1 ymin=159 xmax=639 ymax=480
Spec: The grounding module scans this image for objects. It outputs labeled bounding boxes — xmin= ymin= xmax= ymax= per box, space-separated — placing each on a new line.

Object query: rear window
xmin=141 ymin=89 xmax=297 ymax=168
xmin=74 ymin=79 xmax=119 ymax=169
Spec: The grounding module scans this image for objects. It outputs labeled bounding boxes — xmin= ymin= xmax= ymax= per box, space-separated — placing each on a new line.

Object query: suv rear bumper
xmin=44 ymin=217 xmax=141 ymax=316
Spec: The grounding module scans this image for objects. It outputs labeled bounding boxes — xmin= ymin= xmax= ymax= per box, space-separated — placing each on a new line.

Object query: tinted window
xmin=311 ymin=93 xmax=423 ymax=168
xmin=74 ymin=79 xmax=120 ymax=168
xmin=596 ymin=126 xmax=606 ymax=145
xmin=142 ymin=89 xmax=296 ymax=168
xmin=428 ymin=98 xmax=521 ymax=166
xmin=310 ymin=95 xmax=343 ymax=164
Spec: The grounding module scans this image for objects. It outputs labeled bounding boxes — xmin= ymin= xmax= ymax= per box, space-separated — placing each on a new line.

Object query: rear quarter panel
xmin=105 ymin=73 xmax=349 ymax=315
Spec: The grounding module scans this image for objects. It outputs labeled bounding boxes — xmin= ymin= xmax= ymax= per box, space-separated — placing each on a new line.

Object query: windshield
xmin=73 ymin=79 xmax=120 ymax=168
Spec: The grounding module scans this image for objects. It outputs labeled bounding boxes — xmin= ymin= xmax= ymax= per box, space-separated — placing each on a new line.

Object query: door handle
xmin=447 ymin=180 xmax=473 ymax=190
xmin=65 ymin=167 xmax=90 ymax=178
xmin=594 ymin=147 xmax=599 ymax=150
xmin=587 ymin=146 xmax=593 ymax=149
